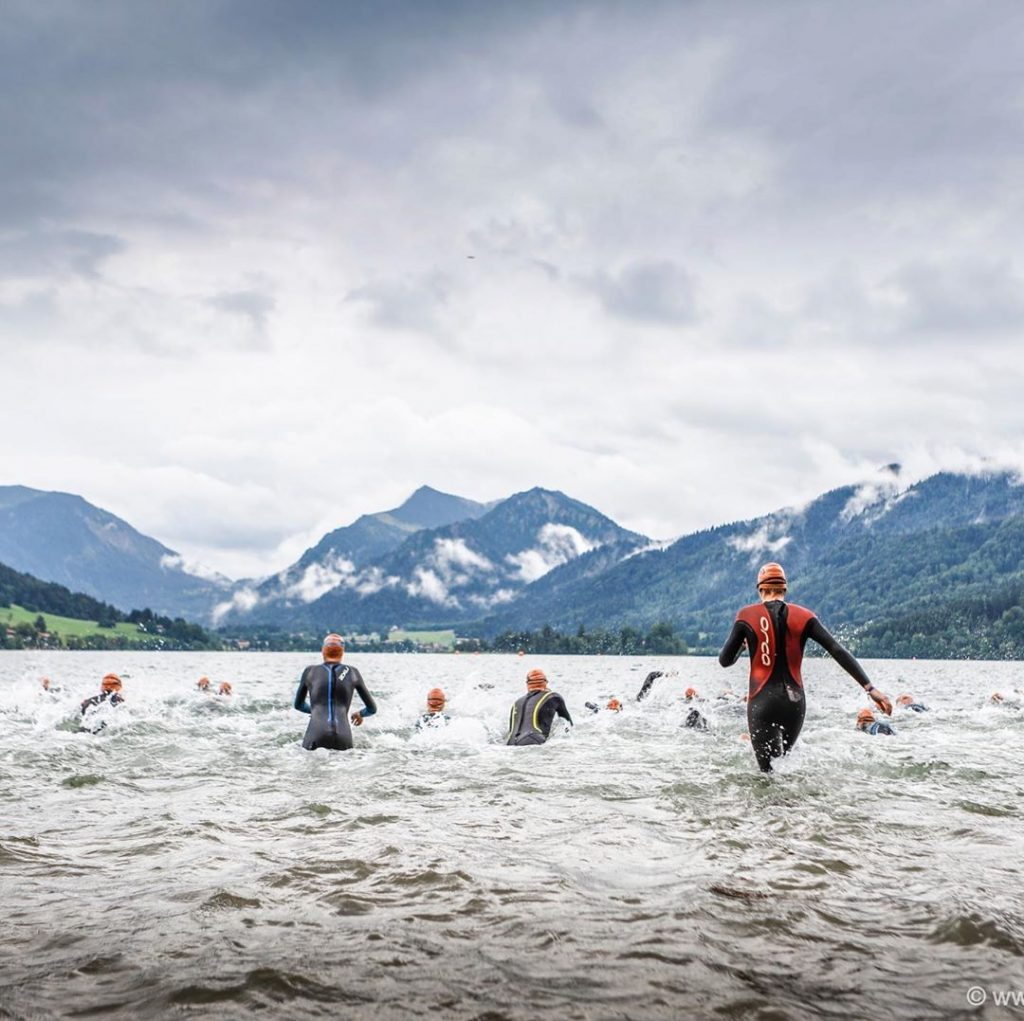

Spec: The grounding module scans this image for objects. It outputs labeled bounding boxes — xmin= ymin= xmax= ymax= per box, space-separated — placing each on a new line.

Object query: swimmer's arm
xmin=293 ymin=674 xmax=311 ymax=714
xmin=352 ymin=674 xmax=377 ymax=720
xmin=637 ymin=671 xmax=661 ymax=701
xmin=718 ymin=621 xmax=748 ymax=667
xmin=806 ymin=619 xmax=893 ymax=714
xmin=554 ymin=696 xmax=573 ymax=726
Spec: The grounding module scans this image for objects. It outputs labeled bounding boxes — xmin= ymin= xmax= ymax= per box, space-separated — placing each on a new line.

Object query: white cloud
xmin=283 ymin=556 xmax=358 ymax=603
xmin=3 ymin=1 xmax=1024 ymax=582
xmin=840 ymin=467 xmax=905 ymax=523
xmin=727 ymin=522 xmax=793 ymax=560
xmin=212 ymin=587 xmax=260 ymax=624
xmin=406 ymin=567 xmax=456 ymax=607
xmin=430 ymin=538 xmax=494 ymax=583
xmin=506 ymin=524 xmax=596 ymax=583
xmin=159 ymin=553 xmax=230 ymax=586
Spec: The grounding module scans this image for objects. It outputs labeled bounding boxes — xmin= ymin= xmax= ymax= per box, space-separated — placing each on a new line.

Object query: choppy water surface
xmin=1 ymin=652 xmax=1023 ymax=1020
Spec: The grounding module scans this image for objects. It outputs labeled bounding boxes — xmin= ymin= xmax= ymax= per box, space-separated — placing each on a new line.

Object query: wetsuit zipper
xmin=326 ymin=663 xmax=335 ymax=724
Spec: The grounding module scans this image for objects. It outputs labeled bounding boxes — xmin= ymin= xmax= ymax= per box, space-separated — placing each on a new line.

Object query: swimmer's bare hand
xmin=351 ymin=712 xmax=363 ymax=726
xmin=870 ymin=689 xmax=893 ymax=716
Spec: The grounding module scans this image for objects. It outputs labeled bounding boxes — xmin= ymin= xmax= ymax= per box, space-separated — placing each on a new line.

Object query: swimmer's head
xmin=526 ymin=668 xmax=548 ymax=691
xmin=990 ymin=692 xmax=1004 ymax=703
xmin=101 ymin=673 xmax=122 ymax=693
xmin=606 ymin=698 xmax=622 ymax=712
xmin=757 ymin=562 xmax=787 ymax=599
xmin=40 ymin=677 xmax=50 ymax=690
xmin=322 ymin=633 xmax=345 ymax=662
xmin=426 ymin=687 xmax=446 ymax=712
xmin=856 ymin=708 xmax=875 ymax=729
xmin=218 ymin=682 xmax=232 ymax=696
xmin=896 ymin=694 xmax=913 ymax=706
xmin=684 ymin=687 xmax=698 ymax=701
xmin=197 ymin=676 xmax=211 ymax=691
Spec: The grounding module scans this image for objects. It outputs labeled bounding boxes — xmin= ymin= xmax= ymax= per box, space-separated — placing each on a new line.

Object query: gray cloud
xmin=206 ymin=289 xmax=276 ymax=334
xmin=347 ymin=273 xmax=453 ymax=335
xmin=891 ymin=258 xmax=1024 ymax=336
xmin=0 ymin=229 xmax=123 ymax=280
xmin=586 ymin=259 xmax=698 ymax=324
xmin=2 ymin=0 xmax=1024 ymax=576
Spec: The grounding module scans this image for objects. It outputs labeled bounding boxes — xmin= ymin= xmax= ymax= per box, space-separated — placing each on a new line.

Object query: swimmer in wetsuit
xmin=684 ymin=708 xmax=708 ymax=730
xmin=856 ymin=709 xmax=895 ymax=735
xmin=896 ymin=693 xmax=928 ymax=713
xmin=416 ymin=687 xmax=450 ymax=729
xmin=293 ymin=633 xmax=377 ymax=750
xmin=80 ymin=673 xmax=125 ymax=714
xmin=506 ymin=669 xmax=572 ymax=746
xmin=79 ymin=673 xmax=125 ymax=732
xmin=585 ymin=698 xmax=623 ymax=713
xmin=719 ymin=562 xmax=892 ymax=773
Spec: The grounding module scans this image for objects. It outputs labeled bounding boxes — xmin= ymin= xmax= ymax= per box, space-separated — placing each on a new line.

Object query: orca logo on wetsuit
xmin=759 ymin=615 xmax=771 ymax=667
xmin=736 ymin=601 xmax=816 ymax=697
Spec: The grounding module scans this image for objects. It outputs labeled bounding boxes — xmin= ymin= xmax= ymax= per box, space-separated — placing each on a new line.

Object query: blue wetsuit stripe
xmin=326 ymin=664 xmax=335 ymax=724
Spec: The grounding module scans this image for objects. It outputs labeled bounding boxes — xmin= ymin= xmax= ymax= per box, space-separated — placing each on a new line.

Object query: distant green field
xmin=1 ymin=604 xmax=146 ymax=643
xmin=389 ymin=628 xmax=456 ymax=649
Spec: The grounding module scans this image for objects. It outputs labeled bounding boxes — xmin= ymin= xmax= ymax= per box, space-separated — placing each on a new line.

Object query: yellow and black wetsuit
xmin=506 ymin=690 xmax=572 ymax=746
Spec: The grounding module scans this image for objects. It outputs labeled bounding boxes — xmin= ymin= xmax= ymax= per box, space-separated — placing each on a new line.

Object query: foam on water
xmin=1 ymin=651 xmax=1023 ymax=1019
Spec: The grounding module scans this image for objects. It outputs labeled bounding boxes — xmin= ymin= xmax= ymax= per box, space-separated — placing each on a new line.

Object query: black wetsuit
xmin=719 ymin=599 xmax=872 ymax=773
xmin=416 ymin=711 xmax=450 ymax=730
xmin=293 ymin=661 xmax=376 ymax=751
xmin=861 ymin=721 xmax=896 ymax=736
xmin=637 ymin=671 xmax=663 ymax=701
xmin=79 ymin=691 xmax=124 ymax=733
xmin=506 ymin=689 xmax=572 ymax=746
xmin=80 ymin=691 xmax=124 ymax=715
xmin=684 ymin=708 xmax=708 ymax=730
xmin=902 ymin=703 xmax=928 ymax=713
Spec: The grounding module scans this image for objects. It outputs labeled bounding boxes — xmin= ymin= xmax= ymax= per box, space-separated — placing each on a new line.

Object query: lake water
xmin=1 ymin=652 xmax=1022 ymax=1019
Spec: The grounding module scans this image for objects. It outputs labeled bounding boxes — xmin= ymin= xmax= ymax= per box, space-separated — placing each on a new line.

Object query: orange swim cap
xmin=40 ymin=676 xmax=50 ymax=689
xmin=218 ymin=682 xmax=232 ymax=695
xmin=426 ymin=687 xmax=446 ymax=708
xmin=526 ymin=668 xmax=547 ymax=689
xmin=684 ymin=687 xmax=698 ymax=700
xmin=606 ymin=698 xmax=622 ymax=712
xmin=896 ymin=694 xmax=912 ymax=706
xmin=322 ymin=633 xmax=345 ymax=661
xmin=101 ymin=673 xmax=122 ymax=692
xmin=197 ymin=676 xmax=210 ymax=690
xmin=856 ymin=708 xmax=875 ymax=727
xmin=757 ymin=563 xmax=787 ymax=590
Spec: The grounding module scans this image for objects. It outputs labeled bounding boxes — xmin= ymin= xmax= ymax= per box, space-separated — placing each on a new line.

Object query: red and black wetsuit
xmin=719 ymin=599 xmax=872 ymax=772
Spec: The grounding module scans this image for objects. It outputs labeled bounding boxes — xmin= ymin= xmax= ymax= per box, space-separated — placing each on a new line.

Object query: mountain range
xmin=3 ymin=469 xmax=1024 ymax=653
xmin=0 ymin=485 xmax=231 ymax=620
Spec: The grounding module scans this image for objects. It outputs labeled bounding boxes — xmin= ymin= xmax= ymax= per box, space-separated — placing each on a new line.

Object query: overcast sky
xmin=2 ymin=0 xmax=1023 ymax=578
